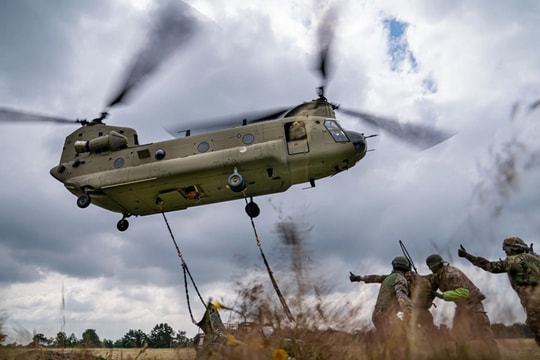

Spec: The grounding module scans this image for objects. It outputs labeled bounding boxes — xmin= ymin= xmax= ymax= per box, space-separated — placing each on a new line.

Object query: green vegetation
xmin=0 ymin=324 xmax=192 ymax=349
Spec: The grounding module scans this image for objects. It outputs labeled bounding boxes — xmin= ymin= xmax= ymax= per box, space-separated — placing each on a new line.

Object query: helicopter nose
xmin=346 ymin=130 xmax=367 ymax=155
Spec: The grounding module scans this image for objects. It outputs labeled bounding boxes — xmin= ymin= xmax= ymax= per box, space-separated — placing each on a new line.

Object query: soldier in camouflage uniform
xmin=459 ymin=236 xmax=540 ymax=347
xmin=350 ymin=256 xmax=413 ymax=338
xmin=426 ymin=254 xmax=498 ymax=349
xmin=350 ymin=271 xmax=436 ymax=333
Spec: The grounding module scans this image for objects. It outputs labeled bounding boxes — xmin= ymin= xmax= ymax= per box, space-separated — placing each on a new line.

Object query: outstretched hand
xmin=349 ymin=271 xmax=361 ymax=282
xmin=458 ymin=245 xmax=474 ymax=261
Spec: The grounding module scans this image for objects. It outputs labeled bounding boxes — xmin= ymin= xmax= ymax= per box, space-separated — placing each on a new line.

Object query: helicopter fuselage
xmin=50 ymin=102 xmax=367 ymax=223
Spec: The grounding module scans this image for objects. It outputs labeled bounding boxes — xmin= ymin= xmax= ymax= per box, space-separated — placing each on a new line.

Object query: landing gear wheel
xmin=77 ymin=194 xmax=91 ymax=208
xmin=245 ymin=200 xmax=260 ymax=218
xmin=227 ymin=172 xmax=246 ymax=192
xmin=117 ymin=219 xmax=129 ymax=232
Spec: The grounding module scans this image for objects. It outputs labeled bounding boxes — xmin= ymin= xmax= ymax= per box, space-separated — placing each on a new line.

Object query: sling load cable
xmin=243 ymin=195 xmax=295 ymax=322
xmin=160 ymin=205 xmax=206 ymax=325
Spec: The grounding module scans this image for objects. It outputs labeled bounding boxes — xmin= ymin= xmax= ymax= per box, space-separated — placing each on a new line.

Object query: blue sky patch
xmin=383 ymin=17 xmax=417 ymax=71
xmin=384 ymin=17 xmax=437 ymax=94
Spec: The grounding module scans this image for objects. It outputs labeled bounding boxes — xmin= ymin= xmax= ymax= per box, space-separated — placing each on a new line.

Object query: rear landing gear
xmin=117 ymin=214 xmax=130 ymax=231
xmin=77 ymin=193 xmax=91 ymax=208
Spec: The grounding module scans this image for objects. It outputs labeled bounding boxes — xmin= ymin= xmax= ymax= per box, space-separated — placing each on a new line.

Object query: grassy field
xmin=1 ymin=339 xmax=540 ymax=359
xmin=0 ymin=347 xmax=196 ymax=360
xmin=497 ymin=339 xmax=540 ymax=359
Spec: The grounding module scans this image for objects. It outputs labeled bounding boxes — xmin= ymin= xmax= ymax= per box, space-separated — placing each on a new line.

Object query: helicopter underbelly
xmin=68 ymin=140 xmax=291 ymax=216
xmin=63 ymin=138 xmax=363 ymax=216
xmin=100 ymin=169 xmax=291 ymax=216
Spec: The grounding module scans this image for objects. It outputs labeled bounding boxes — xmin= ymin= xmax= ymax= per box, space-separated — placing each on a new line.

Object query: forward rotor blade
xmin=314 ymin=4 xmax=339 ymax=93
xmin=0 ymin=107 xmax=80 ymax=125
xmin=165 ymin=107 xmax=291 ymax=136
xmin=106 ymin=1 xmax=200 ymax=109
xmin=338 ymin=107 xmax=455 ymax=150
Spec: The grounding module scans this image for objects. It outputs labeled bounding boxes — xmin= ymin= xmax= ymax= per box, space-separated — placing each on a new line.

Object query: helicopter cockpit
xmin=323 ymin=120 xmax=349 ymax=142
xmin=325 ymin=119 xmax=367 ymax=155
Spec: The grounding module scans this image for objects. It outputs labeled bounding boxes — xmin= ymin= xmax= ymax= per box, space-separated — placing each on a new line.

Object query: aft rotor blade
xmin=106 ymin=1 xmax=200 ymax=109
xmin=338 ymin=107 xmax=455 ymax=150
xmin=0 ymin=107 xmax=80 ymax=125
xmin=165 ymin=107 xmax=291 ymax=136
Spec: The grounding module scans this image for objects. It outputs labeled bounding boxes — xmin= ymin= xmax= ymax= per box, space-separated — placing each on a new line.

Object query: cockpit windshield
xmin=324 ymin=120 xmax=349 ymax=142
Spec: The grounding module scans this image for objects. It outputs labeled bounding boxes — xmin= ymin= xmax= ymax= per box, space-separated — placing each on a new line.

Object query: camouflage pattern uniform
xmin=427 ymin=255 xmax=496 ymax=345
xmin=460 ymin=237 xmax=540 ymax=347
xmin=408 ymin=273 xmax=437 ymax=332
xmin=371 ymin=271 xmax=413 ymax=337
xmin=361 ymin=273 xmax=436 ymax=333
xmin=350 ymin=256 xmax=413 ymax=338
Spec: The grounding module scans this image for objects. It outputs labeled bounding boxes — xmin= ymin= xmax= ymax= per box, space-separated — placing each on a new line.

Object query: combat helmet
xmin=502 ymin=237 xmax=529 ymax=255
xmin=392 ymin=256 xmax=411 ymax=271
xmin=426 ymin=254 xmax=446 ymax=271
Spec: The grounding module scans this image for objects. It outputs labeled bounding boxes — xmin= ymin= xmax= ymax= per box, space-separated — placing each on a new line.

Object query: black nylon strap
xmin=161 ymin=209 xmax=205 ymax=324
xmin=244 ymin=196 xmax=295 ymax=322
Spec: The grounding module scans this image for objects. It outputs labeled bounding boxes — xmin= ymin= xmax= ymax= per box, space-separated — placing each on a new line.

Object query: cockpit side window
xmin=285 ymin=120 xmax=307 ymax=142
xmin=284 ymin=120 xmax=309 ymax=155
xmin=324 ymin=120 xmax=349 ymax=142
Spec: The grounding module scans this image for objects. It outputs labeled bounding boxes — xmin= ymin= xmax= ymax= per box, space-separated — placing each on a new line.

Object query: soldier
xmin=350 ymin=271 xmax=436 ymax=334
xmin=350 ymin=256 xmax=413 ymax=338
xmin=458 ymin=237 xmax=540 ymax=347
xmin=426 ymin=254 xmax=498 ymax=350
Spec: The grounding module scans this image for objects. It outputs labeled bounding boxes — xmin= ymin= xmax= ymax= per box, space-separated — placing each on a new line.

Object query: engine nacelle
xmin=74 ymin=131 xmax=128 ymax=154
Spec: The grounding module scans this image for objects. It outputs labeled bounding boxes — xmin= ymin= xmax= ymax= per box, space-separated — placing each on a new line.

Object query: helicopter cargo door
xmin=285 ymin=121 xmax=309 ymax=155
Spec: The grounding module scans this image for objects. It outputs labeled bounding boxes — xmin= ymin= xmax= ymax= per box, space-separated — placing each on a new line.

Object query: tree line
xmin=3 ymin=323 xmax=192 ymax=349
xmin=0 ymin=320 xmax=533 ymax=349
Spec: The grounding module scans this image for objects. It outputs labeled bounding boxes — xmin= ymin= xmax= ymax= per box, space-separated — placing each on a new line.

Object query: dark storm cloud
xmin=0 ymin=0 xmax=114 ymax=104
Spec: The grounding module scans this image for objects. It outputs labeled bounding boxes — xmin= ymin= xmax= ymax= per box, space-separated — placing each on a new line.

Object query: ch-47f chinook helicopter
xmin=0 ymin=2 xmax=452 ymax=231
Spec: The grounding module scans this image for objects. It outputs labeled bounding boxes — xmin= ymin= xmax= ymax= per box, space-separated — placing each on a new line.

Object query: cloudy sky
xmin=1 ymin=0 xmax=540 ymax=343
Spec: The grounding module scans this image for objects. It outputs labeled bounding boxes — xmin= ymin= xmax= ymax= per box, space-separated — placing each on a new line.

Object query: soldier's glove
xmin=349 ymin=272 xmax=363 ymax=282
xmin=458 ymin=244 xmax=475 ymax=262
xmin=433 ymin=291 xmax=444 ymax=299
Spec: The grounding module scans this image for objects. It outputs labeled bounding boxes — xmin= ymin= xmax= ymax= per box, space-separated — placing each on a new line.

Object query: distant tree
xmin=67 ymin=333 xmax=78 ymax=347
xmin=54 ymin=331 xmax=67 ymax=347
xmin=32 ymin=333 xmax=50 ymax=347
xmin=173 ymin=330 xmax=191 ymax=348
xmin=513 ymin=322 xmax=532 ymax=337
xmin=102 ymin=339 xmax=114 ymax=348
xmin=148 ymin=323 xmax=174 ymax=348
xmin=81 ymin=329 xmax=101 ymax=348
xmin=491 ymin=322 xmax=532 ymax=338
xmin=120 ymin=329 xmax=148 ymax=348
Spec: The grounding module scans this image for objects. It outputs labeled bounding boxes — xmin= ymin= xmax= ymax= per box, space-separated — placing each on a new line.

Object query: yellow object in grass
xmin=272 ymin=348 xmax=289 ymax=360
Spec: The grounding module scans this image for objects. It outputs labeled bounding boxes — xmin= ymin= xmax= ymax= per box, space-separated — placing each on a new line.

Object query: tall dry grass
xmin=190 ymin=220 xmax=540 ymax=359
